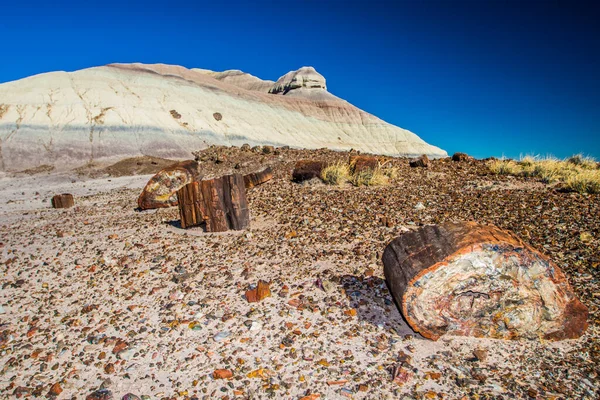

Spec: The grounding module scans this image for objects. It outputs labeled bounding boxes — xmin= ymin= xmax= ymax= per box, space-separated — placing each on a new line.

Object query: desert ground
xmin=0 ymin=146 xmax=598 ymax=399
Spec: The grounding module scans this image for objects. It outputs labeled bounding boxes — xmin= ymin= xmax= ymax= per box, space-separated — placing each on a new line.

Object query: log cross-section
xmin=382 ymin=221 xmax=588 ymax=341
xmin=51 ymin=194 xmax=74 ymax=209
xmin=177 ymin=174 xmax=249 ymax=232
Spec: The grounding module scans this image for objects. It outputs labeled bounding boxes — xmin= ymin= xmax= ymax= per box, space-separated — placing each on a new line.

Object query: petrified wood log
xmin=177 ymin=174 xmax=249 ymax=232
xmin=382 ymin=221 xmax=588 ymax=341
xmin=292 ymin=160 xmax=326 ymax=182
xmin=244 ymin=167 xmax=273 ymax=189
xmin=452 ymin=152 xmax=472 ymax=162
xmin=409 ymin=154 xmax=429 ymax=168
xmin=349 ymin=155 xmax=379 ymax=173
xmin=138 ymin=160 xmax=200 ymax=210
xmin=51 ymin=194 xmax=74 ymax=208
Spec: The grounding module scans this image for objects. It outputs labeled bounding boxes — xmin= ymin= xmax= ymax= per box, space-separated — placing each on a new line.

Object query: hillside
xmin=0 ymin=63 xmax=446 ymax=171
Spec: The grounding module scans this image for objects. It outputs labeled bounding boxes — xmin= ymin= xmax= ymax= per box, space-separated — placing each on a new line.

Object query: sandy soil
xmin=0 ymin=147 xmax=598 ymax=399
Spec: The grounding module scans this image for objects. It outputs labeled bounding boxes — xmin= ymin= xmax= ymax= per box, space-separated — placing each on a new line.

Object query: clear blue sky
xmin=1 ymin=0 xmax=598 ymax=159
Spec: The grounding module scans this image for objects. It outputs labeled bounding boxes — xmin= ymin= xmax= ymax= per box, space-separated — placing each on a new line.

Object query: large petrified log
xmin=292 ymin=160 xmax=326 ymax=182
xmin=177 ymin=174 xmax=249 ymax=232
xmin=138 ymin=160 xmax=200 ymax=210
xmin=382 ymin=221 xmax=588 ymax=341
xmin=51 ymin=194 xmax=74 ymax=208
xmin=244 ymin=167 xmax=273 ymax=189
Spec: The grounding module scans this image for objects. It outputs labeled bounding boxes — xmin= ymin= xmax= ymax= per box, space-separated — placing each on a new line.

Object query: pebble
xmin=86 ymin=389 xmax=113 ymax=400
xmin=213 ymin=331 xmax=231 ymax=342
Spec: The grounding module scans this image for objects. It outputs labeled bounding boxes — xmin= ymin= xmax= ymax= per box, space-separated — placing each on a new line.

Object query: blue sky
xmin=1 ymin=0 xmax=598 ymax=159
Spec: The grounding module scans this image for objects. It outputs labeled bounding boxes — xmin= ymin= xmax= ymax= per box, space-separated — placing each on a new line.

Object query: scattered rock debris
xmin=0 ymin=145 xmax=598 ymax=399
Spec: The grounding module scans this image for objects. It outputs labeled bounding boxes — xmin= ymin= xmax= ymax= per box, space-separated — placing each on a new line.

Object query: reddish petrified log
xmin=452 ymin=152 xmax=472 ymax=162
xmin=51 ymin=194 xmax=74 ymax=208
xmin=137 ymin=160 xmax=200 ymax=210
xmin=244 ymin=167 xmax=273 ymax=189
xmin=382 ymin=221 xmax=588 ymax=341
xmin=349 ymin=155 xmax=379 ymax=173
xmin=177 ymin=174 xmax=249 ymax=232
xmin=292 ymin=160 xmax=326 ymax=182
xmin=409 ymin=154 xmax=429 ymax=168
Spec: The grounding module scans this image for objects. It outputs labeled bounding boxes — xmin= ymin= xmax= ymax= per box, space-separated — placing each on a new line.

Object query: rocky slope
xmin=0 ymin=63 xmax=446 ymax=171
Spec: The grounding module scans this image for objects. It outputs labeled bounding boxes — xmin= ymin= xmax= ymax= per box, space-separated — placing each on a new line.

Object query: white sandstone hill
xmin=0 ymin=63 xmax=446 ymax=171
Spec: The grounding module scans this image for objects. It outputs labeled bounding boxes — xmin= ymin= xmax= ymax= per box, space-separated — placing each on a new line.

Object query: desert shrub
xmin=487 ymin=155 xmax=600 ymax=194
xmin=321 ymin=161 xmax=350 ymax=185
xmin=564 ymin=170 xmax=600 ymax=194
xmin=519 ymin=155 xmax=536 ymax=167
xmin=350 ymin=168 xmax=389 ymax=186
xmin=567 ymin=154 xmax=597 ymax=169
xmin=382 ymin=166 xmax=400 ymax=180
xmin=488 ymin=159 xmax=521 ymax=175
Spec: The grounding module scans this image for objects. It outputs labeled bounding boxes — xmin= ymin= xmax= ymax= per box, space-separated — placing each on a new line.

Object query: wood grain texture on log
xmin=51 ymin=194 xmax=74 ymax=208
xmin=177 ymin=174 xmax=249 ymax=232
xmin=138 ymin=160 xmax=200 ymax=210
xmin=244 ymin=167 xmax=273 ymax=189
xmin=382 ymin=221 xmax=588 ymax=341
xmin=292 ymin=160 xmax=326 ymax=182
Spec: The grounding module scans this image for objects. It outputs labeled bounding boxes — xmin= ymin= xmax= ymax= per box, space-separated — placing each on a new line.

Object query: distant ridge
xmin=0 ymin=63 xmax=446 ymax=171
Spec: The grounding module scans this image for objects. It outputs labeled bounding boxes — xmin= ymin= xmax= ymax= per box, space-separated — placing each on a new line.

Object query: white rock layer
xmin=0 ymin=63 xmax=446 ymax=171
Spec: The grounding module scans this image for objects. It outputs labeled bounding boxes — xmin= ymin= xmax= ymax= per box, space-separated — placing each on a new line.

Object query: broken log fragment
xmin=382 ymin=221 xmax=588 ymax=341
xmin=452 ymin=152 xmax=472 ymax=162
xmin=244 ymin=167 xmax=273 ymax=189
xmin=177 ymin=174 xmax=249 ymax=232
xmin=409 ymin=154 xmax=429 ymax=168
xmin=138 ymin=160 xmax=200 ymax=210
xmin=245 ymin=280 xmax=271 ymax=303
xmin=292 ymin=160 xmax=326 ymax=182
xmin=51 ymin=194 xmax=74 ymax=209
xmin=349 ymin=155 xmax=379 ymax=173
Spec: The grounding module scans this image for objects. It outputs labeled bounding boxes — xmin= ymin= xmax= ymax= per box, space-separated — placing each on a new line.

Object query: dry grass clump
xmin=488 ymin=159 xmax=522 ymax=175
xmin=350 ymin=168 xmax=390 ymax=186
xmin=321 ymin=160 xmax=395 ymax=187
xmin=321 ymin=161 xmax=351 ymax=185
xmin=565 ymin=170 xmax=600 ymax=194
xmin=567 ymin=154 xmax=597 ymax=169
xmin=487 ymin=155 xmax=600 ymax=194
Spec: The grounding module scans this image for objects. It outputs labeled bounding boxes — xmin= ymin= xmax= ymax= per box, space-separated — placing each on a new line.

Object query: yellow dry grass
xmin=321 ymin=160 xmax=395 ymax=187
xmin=487 ymin=155 xmax=600 ymax=194
xmin=350 ymin=168 xmax=390 ymax=186
xmin=321 ymin=161 xmax=351 ymax=185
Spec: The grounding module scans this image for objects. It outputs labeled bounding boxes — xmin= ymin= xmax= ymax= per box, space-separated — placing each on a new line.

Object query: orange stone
xmin=112 ymin=339 xmax=128 ymax=354
xmin=213 ymin=369 xmax=233 ymax=379
xmin=245 ymin=280 xmax=271 ymax=303
xmin=299 ymin=395 xmax=321 ymax=400
xmin=344 ymin=309 xmax=357 ymax=317
xmin=48 ymin=382 xmax=63 ymax=396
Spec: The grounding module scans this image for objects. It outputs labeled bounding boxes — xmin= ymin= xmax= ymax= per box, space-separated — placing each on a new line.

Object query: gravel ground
xmin=0 ymin=146 xmax=598 ymax=399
